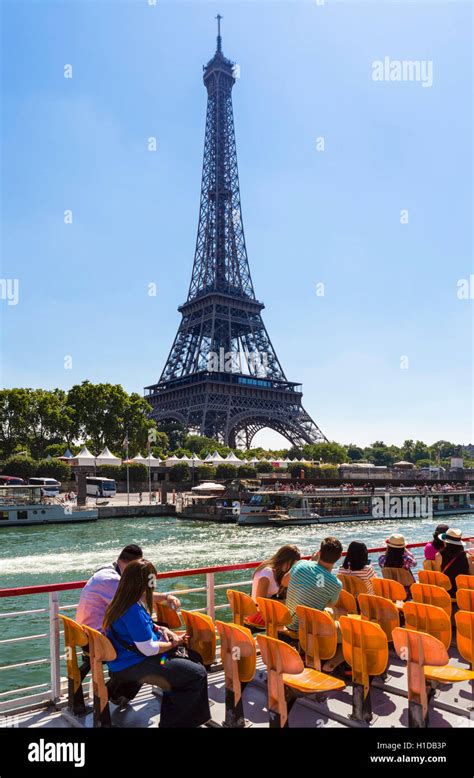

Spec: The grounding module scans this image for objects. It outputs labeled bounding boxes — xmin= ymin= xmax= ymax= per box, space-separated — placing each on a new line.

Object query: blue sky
xmin=1 ymin=0 xmax=472 ymax=448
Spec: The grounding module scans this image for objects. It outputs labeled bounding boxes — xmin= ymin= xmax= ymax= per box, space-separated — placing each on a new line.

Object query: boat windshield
xmin=0 ymin=486 xmax=43 ymax=505
xmin=248 ymin=493 xmax=294 ymax=508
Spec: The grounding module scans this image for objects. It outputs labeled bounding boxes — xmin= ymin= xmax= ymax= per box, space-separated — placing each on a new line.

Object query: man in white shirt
xmin=76 ymin=544 xmax=181 ymax=630
xmin=75 ymin=544 xmax=181 ymax=707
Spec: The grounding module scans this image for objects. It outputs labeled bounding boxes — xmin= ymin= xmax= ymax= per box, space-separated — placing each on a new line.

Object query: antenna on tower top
xmin=216 ymin=14 xmax=223 ymax=52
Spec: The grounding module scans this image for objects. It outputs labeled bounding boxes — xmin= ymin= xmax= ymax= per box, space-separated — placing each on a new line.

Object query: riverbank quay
xmin=97 ymin=504 xmax=175 ymax=519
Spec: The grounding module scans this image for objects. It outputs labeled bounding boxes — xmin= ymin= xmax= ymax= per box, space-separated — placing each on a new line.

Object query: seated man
xmin=286 ymin=537 xmax=344 ymax=672
xmin=75 ymin=544 xmax=181 ymax=705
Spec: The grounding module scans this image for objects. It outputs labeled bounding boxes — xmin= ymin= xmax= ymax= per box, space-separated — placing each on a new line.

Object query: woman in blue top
xmin=103 ymin=559 xmax=210 ymax=728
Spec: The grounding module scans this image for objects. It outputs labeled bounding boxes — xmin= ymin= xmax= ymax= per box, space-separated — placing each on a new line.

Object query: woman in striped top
xmin=337 ymin=541 xmax=376 ymax=594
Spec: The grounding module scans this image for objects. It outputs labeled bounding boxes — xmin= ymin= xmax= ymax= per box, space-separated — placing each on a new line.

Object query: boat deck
xmin=11 ymin=644 xmax=473 ymax=730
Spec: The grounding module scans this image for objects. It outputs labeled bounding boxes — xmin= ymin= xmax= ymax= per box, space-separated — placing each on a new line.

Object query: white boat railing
xmin=0 ymin=539 xmax=472 ymax=716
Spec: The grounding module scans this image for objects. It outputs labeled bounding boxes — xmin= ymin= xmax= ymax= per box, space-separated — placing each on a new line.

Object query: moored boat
xmin=238 ymin=487 xmax=474 ymax=526
xmin=0 ymin=485 xmax=98 ymax=526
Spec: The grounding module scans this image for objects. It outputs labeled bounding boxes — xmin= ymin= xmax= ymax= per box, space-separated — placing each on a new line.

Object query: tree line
xmin=0 ymin=384 xmax=471 ymax=471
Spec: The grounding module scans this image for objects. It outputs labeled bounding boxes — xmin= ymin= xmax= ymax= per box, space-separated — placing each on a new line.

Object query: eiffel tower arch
xmin=145 ymin=18 xmax=326 ymax=449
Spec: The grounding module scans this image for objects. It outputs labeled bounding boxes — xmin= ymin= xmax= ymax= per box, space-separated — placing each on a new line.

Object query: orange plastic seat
xmin=358 ymin=594 xmax=400 ymax=642
xmin=215 ymin=621 xmax=256 ymax=727
xmin=382 ymin=567 xmax=415 ymax=587
xmin=226 ymin=589 xmax=262 ymax=629
xmin=337 ymin=573 xmax=369 ymax=598
xmin=393 ymin=627 xmax=474 ymax=727
xmin=403 ymin=601 xmax=452 ymax=649
xmin=423 ymin=560 xmax=436 ymax=571
xmin=181 ymin=610 xmax=216 ymax=668
xmin=456 ymin=589 xmax=474 ymax=613
xmin=372 ymin=576 xmax=407 ymax=605
xmin=256 ymin=597 xmax=292 ymax=639
xmin=454 ymin=610 xmax=474 ymax=669
xmin=256 ymin=634 xmax=344 ymax=727
xmin=411 ymin=582 xmax=452 ymax=618
xmin=154 ymin=601 xmax=183 ymax=630
xmin=82 ymin=625 xmax=116 ymax=728
xmin=59 ymin=615 xmax=89 ymax=715
xmin=339 ymin=615 xmax=388 ymax=722
xmin=335 ymin=588 xmax=358 ymax=616
xmin=418 ymin=570 xmax=451 ymax=591
xmin=456 ymin=575 xmax=474 ymax=591
xmin=295 ymin=605 xmax=337 ymax=670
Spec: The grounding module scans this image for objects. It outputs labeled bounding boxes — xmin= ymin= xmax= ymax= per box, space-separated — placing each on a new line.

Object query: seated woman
xmin=338 ymin=541 xmax=376 ymax=594
xmin=103 ymin=559 xmax=210 ymax=728
xmin=246 ymin=545 xmax=301 ymax=626
xmin=434 ymin=528 xmax=470 ymax=595
xmin=424 ymin=523 xmax=449 ymax=564
xmin=378 ymin=534 xmax=416 ymax=595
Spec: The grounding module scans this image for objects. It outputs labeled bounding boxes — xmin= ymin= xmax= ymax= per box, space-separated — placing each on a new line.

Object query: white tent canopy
xmin=129 ymin=452 xmax=149 ymax=465
xmin=224 ymin=452 xmax=245 ymax=464
xmin=189 ymin=453 xmax=202 ymax=464
xmin=71 ymin=446 xmax=96 ymax=466
xmin=166 ymin=455 xmax=183 ymax=466
xmin=191 ymin=482 xmax=225 ymax=492
xmin=142 ymin=454 xmax=163 ymax=466
xmin=96 ymin=447 xmax=122 ymax=467
xmin=204 ymin=451 xmax=225 ymax=463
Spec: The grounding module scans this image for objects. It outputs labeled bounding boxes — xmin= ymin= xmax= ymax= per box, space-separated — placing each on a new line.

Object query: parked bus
xmin=86 ymin=477 xmax=117 ymax=498
xmin=28 ymin=477 xmax=61 ymax=497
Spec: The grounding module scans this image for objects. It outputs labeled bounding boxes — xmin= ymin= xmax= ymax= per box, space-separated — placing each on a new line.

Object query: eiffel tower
xmin=145 ymin=17 xmax=326 ymax=449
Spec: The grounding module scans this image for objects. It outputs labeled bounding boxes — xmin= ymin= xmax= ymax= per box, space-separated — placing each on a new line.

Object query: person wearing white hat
xmin=378 ymin=534 xmax=417 ymax=594
xmin=434 ymin=528 xmax=470 ymax=595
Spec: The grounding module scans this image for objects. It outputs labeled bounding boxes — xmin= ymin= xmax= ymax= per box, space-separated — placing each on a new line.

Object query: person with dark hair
xmin=75 ymin=544 xmax=181 ymax=707
xmin=76 ymin=544 xmax=181 ymax=631
xmin=424 ymin=524 xmax=449 ymax=562
xmin=378 ymin=534 xmax=416 ymax=572
xmin=103 ymin=559 xmax=211 ymax=728
xmin=338 ymin=541 xmax=376 ymax=594
xmin=246 ymin=545 xmax=301 ymax=626
xmin=434 ymin=528 xmax=470 ymax=595
xmin=285 ymin=537 xmax=343 ymax=632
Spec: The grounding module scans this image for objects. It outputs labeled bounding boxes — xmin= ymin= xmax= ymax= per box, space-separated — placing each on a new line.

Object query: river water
xmin=1 ymin=514 xmax=473 ymax=696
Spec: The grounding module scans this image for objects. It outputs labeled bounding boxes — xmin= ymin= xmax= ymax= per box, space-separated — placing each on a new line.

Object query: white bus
xmin=86 ymin=477 xmax=117 ymax=498
xmin=28 ymin=477 xmax=61 ymax=497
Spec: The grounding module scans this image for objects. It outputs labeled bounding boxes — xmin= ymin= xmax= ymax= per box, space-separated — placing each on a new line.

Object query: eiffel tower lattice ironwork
xmin=144 ymin=18 xmax=326 ymax=448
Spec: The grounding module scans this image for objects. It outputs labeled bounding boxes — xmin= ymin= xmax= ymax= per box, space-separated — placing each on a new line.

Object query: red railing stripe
xmin=0 ymin=538 xmax=472 ymax=599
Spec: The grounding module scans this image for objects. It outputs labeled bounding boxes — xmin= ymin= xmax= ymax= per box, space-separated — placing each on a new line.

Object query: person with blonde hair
xmin=246 ymin=544 xmax=301 ymax=626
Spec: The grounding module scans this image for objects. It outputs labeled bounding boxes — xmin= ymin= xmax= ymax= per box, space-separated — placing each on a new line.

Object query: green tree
xmin=184 ymin=435 xmax=218 ymax=454
xmin=157 ymin=422 xmax=187 ymax=451
xmin=216 ymin=464 xmax=237 ymax=479
xmin=44 ymin=443 xmax=71 ymax=458
xmin=347 ymin=444 xmax=364 ymax=462
xmin=256 ymin=462 xmax=274 ymax=473
xmin=169 ymin=463 xmax=190 ymax=482
xmin=36 ymin=459 xmax=72 ymax=481
xmin=67 ymin=382 xmax=154 ymax=453
xmin=2 ymin=455 xmax=38 ymax=480
xmin=237 ymin=465 xmax=257 ymax=478
xmin=301 ymin=442 xmax=348 ymax=464
xmin=126 ymin=463 xmax=148 ymax=483
xmin=197 ymin=465 xmax=216 ymax=481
